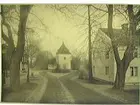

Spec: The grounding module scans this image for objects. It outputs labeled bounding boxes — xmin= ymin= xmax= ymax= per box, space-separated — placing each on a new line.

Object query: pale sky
xmin=27 ymin=5 xmax=126 ymax=56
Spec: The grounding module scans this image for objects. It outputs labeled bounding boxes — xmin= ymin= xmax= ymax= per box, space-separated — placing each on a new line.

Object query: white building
xmin=92 ymin=24 xmax=140 ymax=85
xmin=56 ymin=42 xmax=72 ymax=70
xmin=48 ymin=64 xmax=57 ymax=70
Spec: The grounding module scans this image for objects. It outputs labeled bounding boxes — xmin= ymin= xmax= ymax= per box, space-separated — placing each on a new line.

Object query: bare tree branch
xmin=114 ymin=7 xmax=128 ymax=21
xmin=135 ymin=9 xmax=140 ymax=19
xmin=135 ymin=9 xmax=140 ymax=23
xmin=29 ymin=12 xmax=48 ymax=33
xmin=1 ymin=5 xmax=15 ymax=47
xmin=91 ymin=5 xmax=108 ymax=13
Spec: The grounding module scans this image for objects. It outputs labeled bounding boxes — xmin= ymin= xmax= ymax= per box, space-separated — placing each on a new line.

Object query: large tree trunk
xmin=113 ymin=62 xmax=127 ymax=90
xmin=10 ymin=54 xmax=20 ymax=91
xmin=10 ymin=5 xmax=31 ymax=91
xmin=1 ymin=5 xmax=15 ymax=70
xmin=113 ymin=5 xmax=136 ymax=90
xmin=107 ymin=5 xmax=138 ymax=90
xmin=113 ymin=47 xmax=133 ymax=90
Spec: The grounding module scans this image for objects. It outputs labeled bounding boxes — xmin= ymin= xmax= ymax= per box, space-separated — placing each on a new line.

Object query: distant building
xmin=56 ymin=42 xmax=72 ymax=70
xmin=48 ymin=64 xmax=57 ymax=70
xmin=93 ymin=24 xmax=140 ymax=85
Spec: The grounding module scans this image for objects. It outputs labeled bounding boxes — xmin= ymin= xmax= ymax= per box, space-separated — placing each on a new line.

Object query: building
xmin=56 ymin=42 xmax=72 ymax=70
xmin=92 ymin=24 xmax=140 ymax=85
xmin=48 ymin=64 xmax=57 ymax=70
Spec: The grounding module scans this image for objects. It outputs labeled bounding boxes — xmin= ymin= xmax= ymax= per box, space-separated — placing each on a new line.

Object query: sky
xmin=28 ymin=5 xmax=126 ymax=56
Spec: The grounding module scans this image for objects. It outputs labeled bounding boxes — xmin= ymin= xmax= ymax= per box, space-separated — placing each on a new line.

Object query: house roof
xmin=100 ymin=28 xmax=122 ymax=36
xmin=56 ymin=42 xmax=71 ymax=54
xmin=100 ymin=28 xmax=140 ymax=46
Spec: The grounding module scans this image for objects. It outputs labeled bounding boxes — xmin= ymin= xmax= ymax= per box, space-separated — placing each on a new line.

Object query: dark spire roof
xmin=56 ymin=42 xmax=71 ymax=54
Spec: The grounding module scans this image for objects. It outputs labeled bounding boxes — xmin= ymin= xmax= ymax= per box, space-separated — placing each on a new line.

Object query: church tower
xmin=56 ymin=42 xmax=72 ymax=70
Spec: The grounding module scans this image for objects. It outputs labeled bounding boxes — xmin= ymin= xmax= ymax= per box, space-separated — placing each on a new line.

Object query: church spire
xmin=56 ymin=42 xmax=71 ymax=54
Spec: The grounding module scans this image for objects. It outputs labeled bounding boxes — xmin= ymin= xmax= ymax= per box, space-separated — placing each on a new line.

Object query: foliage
xmin=1 ymin=5 xmax=32 ymax=91
xmin=71 ymin=56 xmax=81 ymax=70
xmin=52 ymin=69 xmax=70 ymax=73
xmin=48 ymin=57 xmax=56 ymax=65
xmin=52 ymin=64 xmax=70 ymax=73
xmin=34 ymin=51 xmax=53 ymax=69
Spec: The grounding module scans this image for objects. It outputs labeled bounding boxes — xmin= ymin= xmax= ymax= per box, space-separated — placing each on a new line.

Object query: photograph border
xmin=0 ymin=1 xmax=140 ymax=105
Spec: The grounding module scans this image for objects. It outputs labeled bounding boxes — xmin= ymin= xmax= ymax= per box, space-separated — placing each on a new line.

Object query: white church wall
xmin=56 ymin=54 xmax=72 ymax=70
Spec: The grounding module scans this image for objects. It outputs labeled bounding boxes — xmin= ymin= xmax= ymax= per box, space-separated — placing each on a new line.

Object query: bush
xmin=52 ymin=69 xmax=60 ymax=73
xmin=52 ymin=69 xmax=70 ymax=73
xmin=52 ymin=64 xmax=70 ymax=73
xmin=78 ymin=69 xmax=88 ymax=80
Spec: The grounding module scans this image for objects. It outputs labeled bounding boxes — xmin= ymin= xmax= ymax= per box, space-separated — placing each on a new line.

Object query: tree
xmin=90 ymin=4 xmax=139 ymax=90
xmin=34 ymin=51 xmax=51 ymax=69
xmin=48 ymin=5 xmax=107 ymax=81
xmin=24 ymin=29 xmax=40 ymax=82
xmin=107 ymin=5 xmax=140 ymax=90
xmin=1 ymin=5 xmax=32 ymax=91
xmin=87 ymin=5 xmax=93 ymax=82
xmin=71 ymin=56 xmax=81 ymax=70
xmin=28 ymin=42 xmax=40 ymax=68
xmin=2 ymin=44 xmax=8 ymax=85
xmin=48 ymin=57 xmax=56 ymax=65
xmin=1 ymin=6 xmax=16 ymax=73
xmin=86 ymin=5 xmax=107 ymax=82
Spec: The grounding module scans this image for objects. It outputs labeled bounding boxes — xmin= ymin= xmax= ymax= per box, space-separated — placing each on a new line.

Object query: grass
xmin=106 ymin=87 xmax=139 ymax=104
xmin=78 ymin=76 xmax=113 ymax=85
xmin=2 ymin=76 xmax=38 ymax=103
xmin=52 ymin=69 xmax=71 ymax=73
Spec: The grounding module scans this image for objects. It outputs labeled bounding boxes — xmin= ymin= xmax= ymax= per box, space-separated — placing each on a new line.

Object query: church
xmin=56 ymin=42 xmax=72 ymax=70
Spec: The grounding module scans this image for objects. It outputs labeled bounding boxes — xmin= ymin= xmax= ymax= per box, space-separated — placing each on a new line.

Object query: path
xmin=60 ymin=71 xmax=122 ymax=104
xmin=40 ymin=71 xmax=74 ymax=103
xmin=40 ymin=71 xmax=122 ymax=104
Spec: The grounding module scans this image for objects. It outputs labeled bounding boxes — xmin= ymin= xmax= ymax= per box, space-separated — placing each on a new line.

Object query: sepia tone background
xmin=1 ymin=4 xmax=140 ymax=104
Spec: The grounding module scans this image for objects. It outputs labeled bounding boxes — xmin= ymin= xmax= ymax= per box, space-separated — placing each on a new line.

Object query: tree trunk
xmin=9 ymin=5 xmax=32 ymax=91
xmin=10 ymin=54 xmax=20 ymax=91
xmin=30 ymin=58 xmax=33 ymax=68
xmin=113 ymin=54 xmax=131 ymax=90
xmin=27 ymin=54 xmax=30 ymax=83
xmin=107 ymin=5 xmax=128 ymax=90
xmin=113 ymin=63 xmax=126 ymax=90
xmin=87 ymin=5 xmax=93 ymax=82
xmin=2 ymin=54 xmax=6 ymax=85
xmin=113 ymin=5 xmax=136 ymax=90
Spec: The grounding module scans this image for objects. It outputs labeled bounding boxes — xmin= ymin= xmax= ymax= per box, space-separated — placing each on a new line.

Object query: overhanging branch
xmin=2 ymin=21 xmax=14 ymax=46
xmin=91 ymin=5 xmax=108 ymax=13
xmin=135 ymin=9 xmax=140 ymax=19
